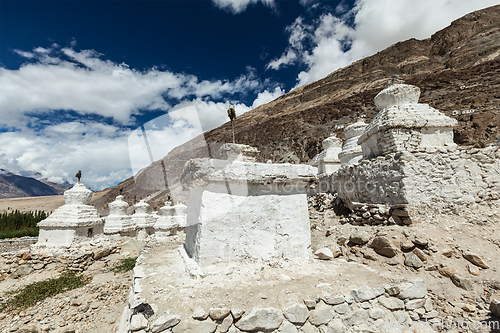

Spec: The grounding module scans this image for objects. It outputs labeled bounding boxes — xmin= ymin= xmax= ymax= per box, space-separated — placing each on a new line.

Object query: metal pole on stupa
xmin=227 ymin=105 xmax=236 ymax=144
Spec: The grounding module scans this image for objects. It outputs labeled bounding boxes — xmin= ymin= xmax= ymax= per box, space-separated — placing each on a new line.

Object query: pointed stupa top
xmin=64 ymin=183 xmax=93 ymax=205
xmin=133 ymin=200 xmax=149 ymax=215
xmin=344 ymin=119 xmax=368 ymax=139
xmin=109 ymin=195 xmax=129 ymax=216
xmin=38 ymin=183 xmax=102 ymax=228
xmin=374 ymin=83 xmax=420 ymax=110
xmin=321 ymin=133 xmax=342 ymax=150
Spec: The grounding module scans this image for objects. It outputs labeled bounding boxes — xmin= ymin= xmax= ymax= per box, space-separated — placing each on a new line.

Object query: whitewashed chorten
xmin=37 ymin=183 xmax=103 ymax=247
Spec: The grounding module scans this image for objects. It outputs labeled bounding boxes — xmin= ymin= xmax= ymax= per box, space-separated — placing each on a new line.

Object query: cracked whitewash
xmin=36 ymin=183 xmax=104 ymax=247
xmin=181 ymin=143 xmax=317 ymax=267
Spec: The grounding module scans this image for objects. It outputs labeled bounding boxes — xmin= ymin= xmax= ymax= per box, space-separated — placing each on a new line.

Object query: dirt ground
xmin=0 ymin=195 xmax=65 ymax=213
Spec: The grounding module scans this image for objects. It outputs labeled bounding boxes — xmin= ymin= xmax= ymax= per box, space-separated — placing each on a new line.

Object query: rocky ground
xmin=0 ymin=237 xmax=144 ymax=333
xmin=1 ymin=195 xmax=500 ymax=332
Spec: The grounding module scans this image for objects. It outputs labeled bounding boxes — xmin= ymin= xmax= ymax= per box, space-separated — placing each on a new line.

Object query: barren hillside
xmin=90 ymin=5 xmax=500 ymax=213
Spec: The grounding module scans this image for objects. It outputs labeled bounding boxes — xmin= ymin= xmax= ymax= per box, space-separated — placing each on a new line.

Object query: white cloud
xmin=211 ymin=0 xmax=275 ymax=13
xmin=0 ymin=44 xmax=284 ymax=190
xmin=269 ymin=0 xmax=500 ymax=87
xmin=252 ymin=86 xmax=284 ymax=108
xmin=0 ymin=45 xmax=262 ymax=128
xmin=0 ymin=124 xmax=133 ymax=190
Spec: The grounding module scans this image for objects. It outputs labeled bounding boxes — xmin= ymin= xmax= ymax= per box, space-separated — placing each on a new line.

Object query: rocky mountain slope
xmin=0 ymin=172 xmax=69 ymax=199
xmin=92 ymin=4 xmax=500 ymax=213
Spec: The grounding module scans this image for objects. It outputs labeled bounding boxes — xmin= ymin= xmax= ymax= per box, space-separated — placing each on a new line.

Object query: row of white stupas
xmin=36 ymin=183 xmax=186 ymax=247
xmin=310 ymin=81 xmax=458 ymax=174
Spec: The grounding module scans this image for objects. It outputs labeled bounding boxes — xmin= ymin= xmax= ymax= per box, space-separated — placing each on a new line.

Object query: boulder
xmin=283 ymin=303 xmax=309 ymax=324
xmin=351 ymin=285 xmax=385 ymax=303
xmin=235 ymin=308 xmax=283 ymax=331
xmin=350 ymin=231 xmax=370 ymax=245
xmin=463 ymin=251 xmax=489 ymax=269
xmin=404 ymin=253 xmax=423 ymax=269
xmin=370 ymin=236 xmax=398 ymax=257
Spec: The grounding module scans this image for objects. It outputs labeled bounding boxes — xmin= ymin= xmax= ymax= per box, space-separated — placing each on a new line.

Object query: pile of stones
xmin=340 ymin=203 xmax=412 ymax=226
xmin=125 ymin=281 xmax=437 ymax=333
xmin=0 ymin=241 xmax=118 ymax=281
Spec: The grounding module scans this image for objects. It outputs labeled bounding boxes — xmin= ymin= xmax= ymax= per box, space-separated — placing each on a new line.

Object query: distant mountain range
xmin=0 ymin=170 xmax=71 ymax=199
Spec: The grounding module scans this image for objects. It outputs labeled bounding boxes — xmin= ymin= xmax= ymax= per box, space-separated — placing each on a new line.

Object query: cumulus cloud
xmin=0 ymin=123 xmax=133 ymax=190
xmin=211 ymin=0 xmax=275 ymax=13
xmin=269 ymin=0 xmax=500 ymax=87
xmin=0 ymin=44 xmax=279 ymax=190
xmin=251 ymin=86 xmax=284 ymax=108
xmin=0 ymin=45 xmax=262 ymax=129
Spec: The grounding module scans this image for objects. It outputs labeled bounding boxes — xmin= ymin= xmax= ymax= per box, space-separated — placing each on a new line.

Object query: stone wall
xmin=334 ymin=146 xmax=500 ymax=217
xmin=121 ymin=259 xmax=437 ymax=333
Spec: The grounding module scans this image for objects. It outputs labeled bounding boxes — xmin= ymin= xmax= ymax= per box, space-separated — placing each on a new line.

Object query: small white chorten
xmin=103 ymin=195 xmax=135 ymax=236
xmin=132 ymin=200 xmax=156 ymax=239
xmin=310 ymin=133 xmax=342 ymax=175
xmin=37 ymin=183 xmax=103 ymax=247
xmin=338 ymin=120 xmax=367 ymax=167
xmin=358 ymin=83 xmax=457 ymax=157
xmin=154 ymin=201 xmax=187 ymax=240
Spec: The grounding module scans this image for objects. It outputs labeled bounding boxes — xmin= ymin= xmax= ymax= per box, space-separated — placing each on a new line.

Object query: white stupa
xmin=132 ymin=199 xmax=156 ymax=239
xmin=338 ymin=120 xmax=367 ymax=167
xmin=154 ymin=201 xmax=187 ymax=240
xmin=310 ymin=133 xmax=342 ymax=175
xmin=358 ymin=83 xmax=457 ymax=157
xmin=103 ymin=195 xmax=136 ymax=236
xmin=37 ymin=183 xmax=104 ymax=247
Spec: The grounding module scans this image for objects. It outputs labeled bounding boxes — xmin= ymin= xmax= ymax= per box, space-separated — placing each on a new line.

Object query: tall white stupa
xmin=37 ymin=183 xmax=104 ymax=247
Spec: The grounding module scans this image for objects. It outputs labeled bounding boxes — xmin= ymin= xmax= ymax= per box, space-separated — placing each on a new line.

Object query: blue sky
xmin=0 ymin=0 xmax=498 ymax=190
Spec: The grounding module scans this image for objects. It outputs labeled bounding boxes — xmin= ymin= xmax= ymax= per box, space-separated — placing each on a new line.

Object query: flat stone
xmin=231 ymin=308 xmax=244 ymax=320
xmin=130 ymin=314 xmax=148 ymax=332
xmin=404 ymin=253 xmax=423 ymax=269
xmin=315 ymin=248 xmax=334 ymax=260
xmin=384 ymin=285 xmax=400 ymax=296
xmin=332 ymin=303 xmax=350 ymax=315
xmin=451 ymin=274 xmax=474 ymax=291
xmin=193 ymin=307 xmax=209 ymax=320
xmin=308 ymin=302 xmax=335 ymax=326
xmin=303 ymin=299 xmax=316 ymax=309
xmin=281 ymin=320 xmax=299 ymax=333
xmin=351 ymin=285 xmax=385 ymax=303
xmin=326 ymin=318 xmax=348 ymax=333
xmin=209 ymin=307 xmax=230 ymax=320
xmin=368 ymin=307 xmax=385 ymax=319
xmin=397 ymin=281 xmax=427 ymax=299
xmin=172 ymin=319 xmax=217 ymax=333
xmin=150 ymin=315 xmax=180 ymax=333
xmin=220 ymin=315 xmax=233 ymax=333
xmin=299 ymin=322 xmax=319 ymax=333
xmin=283 ymin=303 xmax=309 ymax=324
xmin=350 ymin=231 xmax=370 ymax=245
xmin=413 ymin=248 xmax=427 ymax=261
xmin=235 ymin=307 xmax=283 ymax=331
xmin=467 ymin=264 xmax=481 ymax=276
xmin=370 ymin=236 xmax=398 ymax=258
xmin=377 ymin=296 xmax=404 ymax=310
xmin=343 ymin=309 xmax=368 ymax=326
xmin=405 ymin=299 xmax=425 ymax=310
xmin=323 ymin=295 xmax=344 ymax=306
xmin=463 ymin=251 xmax=489 ymax=269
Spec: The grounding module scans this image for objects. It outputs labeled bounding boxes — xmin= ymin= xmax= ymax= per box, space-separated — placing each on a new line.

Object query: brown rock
xmin=370 ymin=236 xmax=398 ymax=258
xmin=413 ymin=248 xmax=427 ymax=261
xmin=209 ymin=308 xmax=230 ymax=320
xmin=467 ymin=264 xmax=481 ymax=276
xmin=463 ymin=251 xmax=489 ymax=269
xmin=439 ymin=265 xmax=458 ymax=278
